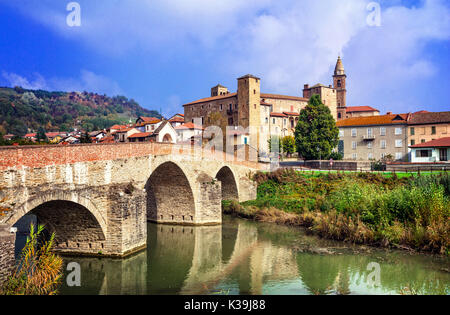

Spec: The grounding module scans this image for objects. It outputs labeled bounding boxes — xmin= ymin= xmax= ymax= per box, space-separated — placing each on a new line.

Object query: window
xmin=368 ymin=142 xmax=373 ymax=149
xmin=395 ymin=152 xmax=403 ymax=160
xmin=410 ymin=140 xmax=415 ymax=146
xmin=220 ymin=104 xmax=223 ymax=111
xmin=431 ymin=126 xmax=436 ymax=135
xmin=339 ymin=129 xmax=344 ymax=137
xmin=284 ymin=119 xmax=287 ymax=126
xmin=352 ymin=153 xmax=357 ymax=160
xmin=337 ymin=80 xmax=342 ymax=88
xmin=395 ymin=128 xmax=402 ymax=135
xmin=395 ymin=139 xmax=403 ymax=147
xmin=416 ymin=150 xmax=432 ymax=158
xmin=381 ymin=140 xmax=386 ymax=149
xmin=338 ymin=113 xmax=341 ymax=119
xmin=381 ymin=153 xmax=386 ymax=159
xmin=351 ymin=129 xmax=357 ymax=137
xmin=367 ymin=128 xmax=373 ymax=138
xmin=352 ymin=141 xmax=357 ymax=150
xmin=254 ymin=89 xmax=256 ymax=94
xmin=380 ymin=127 xmax=386 ymax=136
xmin=265 ymin=117 xmax=268 ymax=124
xmin=273 ymin=118 xmax=276 ymax=124
xmin=410 ymin=127 xmax=415 ymax=136
xmin=421 ymin=139 xmax=426 ymax=143
xmin=368 ymin=153 xmax=374 ymax=160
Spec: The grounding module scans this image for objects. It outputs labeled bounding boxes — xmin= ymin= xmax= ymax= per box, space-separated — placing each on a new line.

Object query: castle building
xmin=183 ymin=57 xmax=349 ymax=154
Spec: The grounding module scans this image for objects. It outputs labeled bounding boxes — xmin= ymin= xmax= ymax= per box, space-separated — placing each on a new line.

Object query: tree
xmin=80 ymin=131 xmax=92 ymax=143
xmin=294 ymin=95 xmax=339 ymax=160
xmin=36 ymin=127 xmax=47 ymax=142
xmin=281 ymin=136 xmax=295 ymax=157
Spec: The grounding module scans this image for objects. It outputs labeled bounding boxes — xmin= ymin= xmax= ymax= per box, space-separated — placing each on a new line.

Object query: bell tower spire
xmin=333 ymin=56 xmax=347 ymax=120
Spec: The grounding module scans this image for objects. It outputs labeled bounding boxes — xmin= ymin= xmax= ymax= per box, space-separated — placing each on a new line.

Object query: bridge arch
xmin=146 ymin=161 xmax=196 ymax=224
xmin=215 ymin=166 xmax=239 ymax=201
xmin=8 ymin=191 xmax=107 ymax=254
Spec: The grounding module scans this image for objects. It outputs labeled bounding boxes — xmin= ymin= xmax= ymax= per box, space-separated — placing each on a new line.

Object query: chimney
xmin=304 ymin=84 xmax=309 ymax=89
xmin=387 ymin=111 xmax=392 ymax=115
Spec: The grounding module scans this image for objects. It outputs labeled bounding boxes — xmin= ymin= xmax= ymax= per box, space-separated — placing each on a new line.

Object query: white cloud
xmin=2 ymin=72 xmax=48 ymax=90
xmin=2 ymin=0 xmax=450 ymax=112
xmin=2 ymin=70 xmax=123 ymax=96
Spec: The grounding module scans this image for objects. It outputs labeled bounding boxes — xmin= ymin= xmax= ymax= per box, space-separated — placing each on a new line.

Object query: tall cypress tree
xmin=294 ymin=95 xmax=339 ymax=160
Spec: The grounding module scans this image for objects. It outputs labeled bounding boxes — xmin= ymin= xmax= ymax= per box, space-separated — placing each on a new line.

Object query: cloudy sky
xmin=0 ymin=0 xmax=449 ymax=117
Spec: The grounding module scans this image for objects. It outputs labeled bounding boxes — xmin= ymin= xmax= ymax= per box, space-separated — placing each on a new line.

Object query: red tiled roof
xmin=408 ymin=111 xmax=450 ymax=125
xmin=109 ymin=125 xmax=127 ymax=130
xmin=45 ymin=132 xmax=61 ymax=138
xmin=138 ymin=117 xmax=159 ymax=123
xmin=410 ymin=137 xmax=450 ymax=148
xmin=261 ymin=94 xmax=308 ymax=102
xmin=260 ymin=100 xmax=272 ymax=106
xmin=183 ymin=93 xmax=237 ymax=106
xmin=270 ymin=112 xmax=288 ymax=118
xmin=175 ymin=123 xmax=204 ymax=130
xmin=336 ymin=114 xmax=408 ymax=127
xmin=283 ymin=112 xmax=300 ymax=116
xmin=169 ymin=117 xmax=185 ymax=123
xmin=99 ymin=136 xmax=115 ymax=143
xmin=346 ymin=106 xmax=380 ymax=113
xmin=25 ymin=133 xmax=36 ymax=138
xmin=127 ymin=132 xmax=153 ymax=139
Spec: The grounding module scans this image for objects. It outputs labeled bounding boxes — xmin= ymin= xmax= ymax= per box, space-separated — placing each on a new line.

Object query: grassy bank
xmin=223 ymin=170 xmax=450 ymax=255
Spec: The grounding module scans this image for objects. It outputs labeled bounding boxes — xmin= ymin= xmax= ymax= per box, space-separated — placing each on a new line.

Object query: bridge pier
xmin=0 ymin=225 xmax=15 ymax=285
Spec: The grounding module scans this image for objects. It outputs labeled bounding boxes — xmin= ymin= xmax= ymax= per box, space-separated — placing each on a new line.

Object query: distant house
xmin=60 ymin=135 xmax=79 ymax=144
xmin=89 ymin=130 xmax=107 ymax=143
xmin=113 ymin=127 xmax=140 ymax=143
xmin=345 ymin=106 xmax=380 ymax=119
xmin=168 ymin=114 xmax=185 ymax=128
xmin=108 ymin=125 xmax=128 ymax=133
xmin=24 ymin=133 xmax=37 ymax=141
xmin=409 ymin=137 xmax=450 ymax=163
xmin=135 ymin=118 xmax=163 ymax=134
xmin=128 ymin=120 xmax=177 ymax=143
xmin=3 ymin=134 xmax=15 ymax=141
xmin=175 ymin=122 xmax=204 ymax=143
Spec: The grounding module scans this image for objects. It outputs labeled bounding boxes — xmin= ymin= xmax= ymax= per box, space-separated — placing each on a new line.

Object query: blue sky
xmin=0 ymin=0 xmax=449 ymax=117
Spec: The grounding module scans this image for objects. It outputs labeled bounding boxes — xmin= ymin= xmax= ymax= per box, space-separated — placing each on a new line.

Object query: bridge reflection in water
xmin=59 ymin=218 xmax=450 ymax=295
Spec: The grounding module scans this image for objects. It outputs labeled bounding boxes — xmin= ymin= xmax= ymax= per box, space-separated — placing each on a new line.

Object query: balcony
xmin=363 ymin=135 xmax=376 ymax=141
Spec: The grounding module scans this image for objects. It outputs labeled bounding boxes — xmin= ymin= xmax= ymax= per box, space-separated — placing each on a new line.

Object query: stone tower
xmin=333 ymin=56 xmax=347 ymax=120
xmin=211 ymin=84 xmax=228 ymax=97
xmin=237 ymin=74 xmax=261 ymax=148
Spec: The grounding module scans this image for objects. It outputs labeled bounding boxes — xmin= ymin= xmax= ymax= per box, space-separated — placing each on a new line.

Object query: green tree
xmin=281 ymin=136 xmax=295 ymax=157
xmin=294 ymin=95 xmax=339 ymax=160
xmin=80 ymin=131 xmax=92 ymax=143
xmin=36 ymin=127 xmax=47 ymax=142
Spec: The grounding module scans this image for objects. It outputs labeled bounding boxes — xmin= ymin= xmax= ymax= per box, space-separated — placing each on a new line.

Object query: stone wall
xmin=0 ymin=224 xmax=16 ymax=285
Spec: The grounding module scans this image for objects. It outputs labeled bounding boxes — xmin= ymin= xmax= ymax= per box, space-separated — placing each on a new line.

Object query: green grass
xmin=225 ymin=170 xmax=450 ymax=255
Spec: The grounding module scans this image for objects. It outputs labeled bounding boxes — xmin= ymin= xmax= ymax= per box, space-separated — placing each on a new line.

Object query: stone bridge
xmin=0 ymin=143 xmax=263 ymax=265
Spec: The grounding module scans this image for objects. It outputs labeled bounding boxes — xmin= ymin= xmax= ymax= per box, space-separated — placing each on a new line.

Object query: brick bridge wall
xmin=0 ymin=143 xmax=261 ymax=265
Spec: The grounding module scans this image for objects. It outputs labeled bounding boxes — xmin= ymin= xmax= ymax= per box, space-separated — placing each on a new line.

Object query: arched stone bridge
xmin=0 ymin=143 xmax=263 ymax=259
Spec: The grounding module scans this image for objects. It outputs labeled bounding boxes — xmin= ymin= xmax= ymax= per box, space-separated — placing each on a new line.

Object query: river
xmin=58 ymin=216 xmax=449 ymax=295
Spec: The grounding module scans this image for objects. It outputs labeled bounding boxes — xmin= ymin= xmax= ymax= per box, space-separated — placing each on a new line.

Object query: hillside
xmin=0 ymin=86 xmax=162 ymax=136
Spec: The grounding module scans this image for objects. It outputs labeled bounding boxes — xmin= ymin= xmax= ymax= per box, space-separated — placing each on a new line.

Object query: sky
xmin=0 ymin=0 xmax=449 ymax=117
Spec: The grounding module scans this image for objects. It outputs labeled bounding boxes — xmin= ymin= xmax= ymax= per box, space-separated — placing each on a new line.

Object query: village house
xmin=345 ymin=106 xmax=380 ymax=119
xmin=168 ymin=114 xmax=185 ymax=128
xmin=409 ymin=137 xmax=450 ymax=163
xmin=175 ymin=122 xmax=204 ymax=144
xmin=337 ymin=114 xmax=409 ymax=161
xmin=407 ymin=111 xmax=450 ymax=147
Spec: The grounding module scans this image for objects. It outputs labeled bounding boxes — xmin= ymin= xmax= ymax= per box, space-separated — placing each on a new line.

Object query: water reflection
xmin=59 ymin=217 xmax=449 ymax=295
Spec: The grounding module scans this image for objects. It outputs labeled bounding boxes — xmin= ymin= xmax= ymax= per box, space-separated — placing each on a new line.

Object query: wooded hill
xmin=0 ymin=86 xmax=162 ymax=136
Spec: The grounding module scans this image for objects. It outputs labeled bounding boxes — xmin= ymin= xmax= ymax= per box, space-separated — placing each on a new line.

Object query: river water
xmin=58 ymin=216 xmax=449 ymax=295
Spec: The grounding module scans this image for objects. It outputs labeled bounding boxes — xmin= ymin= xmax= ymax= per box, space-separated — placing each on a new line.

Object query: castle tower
xmin=237 ymin=74 xmax=261 ymax=149
xmin=211 ymin=84 xmax=228 ymax=97
xmin=333 ymin=56 xmax=347 ymax=120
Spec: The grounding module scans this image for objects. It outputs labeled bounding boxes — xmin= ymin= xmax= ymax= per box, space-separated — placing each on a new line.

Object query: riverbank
xmin=223 ymin=170 xmax=449 ymax=255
